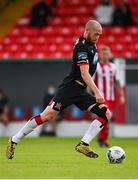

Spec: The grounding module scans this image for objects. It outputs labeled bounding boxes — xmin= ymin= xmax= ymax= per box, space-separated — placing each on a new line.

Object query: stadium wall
xmin=125 ymin=59 xmax=138 ymax=124
xmin=0 ymin=60 xmax=71 ymax=107
xmin=0 ymin=121 xmax=138 ymax=137
xmin=0 ymin=59 xmax=137 ymax=125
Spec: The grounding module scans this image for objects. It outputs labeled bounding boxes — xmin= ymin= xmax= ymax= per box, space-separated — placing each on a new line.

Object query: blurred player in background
xmin=6 ymin=20 xmax=112 ymax=160
xmin=94 ymin=46 xmax=125 ymax=147
xmin=0 ymin=104 xmax=4 ymax=121
xmin=0 ymin=89 xmax=10 ymax=124
xmin=40 ymin=82 xmax=58 ymax=136
xmin=40 ymin=82 xmax=62 ymax=136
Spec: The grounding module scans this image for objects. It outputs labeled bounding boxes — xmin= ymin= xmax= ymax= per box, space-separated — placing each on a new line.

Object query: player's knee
xmin=106 ymin=109 xmax=112 ymax=121
xmin=99 ymin=104 xmax=112 ymax=121
xmin=41 ymin=111 xmax=56 ymax=121
xmin=41 ymin=107 xmax=57 ymax=122
xmin=90 ymin=103 xmax=110 ymax=124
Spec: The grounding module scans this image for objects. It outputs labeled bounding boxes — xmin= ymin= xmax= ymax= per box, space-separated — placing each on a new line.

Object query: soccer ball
xmin=106 ymin=146 xmax=125 ymax=163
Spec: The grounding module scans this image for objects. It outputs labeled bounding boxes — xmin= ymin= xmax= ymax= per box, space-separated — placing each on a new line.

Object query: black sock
xmin=81 ymin=141 xmax=89 ymax=146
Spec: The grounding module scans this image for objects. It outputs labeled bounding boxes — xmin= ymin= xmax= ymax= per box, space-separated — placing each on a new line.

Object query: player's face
xmin=100 ymin=50 xmax=110 ymax=62
xmin=88 ymin=27 xmax=102 ymax=44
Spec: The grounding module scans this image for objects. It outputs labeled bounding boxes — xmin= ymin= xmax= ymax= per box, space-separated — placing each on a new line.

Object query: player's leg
xmin=6 ymin=81 xmax=75 ymax=159
xmin=98 ymin=101 xmax=113 ymax=147
xmin=98 ymin=122 xmax=109 ymax=147
xmin=76 ymin=104 xmax=111 ymax=158
xmin=6 ymin=106 xmax=58 ymax=159
xmin=13 ymin=106 xmax=58 ymax=143
xmin=81 ymin=103 xmax=112 ymax=145
xmin=75 ymin=93 xmax=112 ymax=158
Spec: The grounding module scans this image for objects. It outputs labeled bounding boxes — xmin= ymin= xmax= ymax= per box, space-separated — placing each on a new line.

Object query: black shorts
xmin=49 ymin=80 xmax=96 ymax=112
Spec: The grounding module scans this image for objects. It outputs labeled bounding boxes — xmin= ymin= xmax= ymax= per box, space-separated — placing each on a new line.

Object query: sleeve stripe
xmin=77 ymin=63 xmax=89 ymax=67
xmin=77 ymin=60 xmax=88 ymax=64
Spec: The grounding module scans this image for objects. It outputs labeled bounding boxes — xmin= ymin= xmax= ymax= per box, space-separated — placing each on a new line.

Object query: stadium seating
xmin=0 ymin=0 xmax=138 ymax=59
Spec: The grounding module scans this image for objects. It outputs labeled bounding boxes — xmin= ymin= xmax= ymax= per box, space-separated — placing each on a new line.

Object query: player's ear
xmin=84 ymin=29 xmax=89 ymax=37
xmin=86 ymin=29 xmax=90 ymax=36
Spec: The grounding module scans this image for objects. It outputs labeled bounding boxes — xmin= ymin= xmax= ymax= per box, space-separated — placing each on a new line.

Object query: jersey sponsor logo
xmin=55 ymin=102 xmax=62 ymax=110
xmin=93 ymin=52 xmax=98 ymax=64
xmin=78 ymin=52 xmax=88 ymax=60
xmin=49 ymin=100 xmax=62 ymax=111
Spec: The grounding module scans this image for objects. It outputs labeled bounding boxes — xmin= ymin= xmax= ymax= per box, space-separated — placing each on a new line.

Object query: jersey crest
xmin=93 ymin=52 xmax=98 ymax=64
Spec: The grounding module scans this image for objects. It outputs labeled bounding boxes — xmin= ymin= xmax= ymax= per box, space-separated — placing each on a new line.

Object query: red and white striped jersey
xmin=94 ymin=62 xmax=119 ymax=101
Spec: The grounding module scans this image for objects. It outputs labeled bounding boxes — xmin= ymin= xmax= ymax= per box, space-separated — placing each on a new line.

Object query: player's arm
xmin=114 ymin=64 xmax=125 ymax=104
xmin=80 ymin=64 xmax=105 ymax=103
xmin=116 ymin=80 xmax=125 ymax=104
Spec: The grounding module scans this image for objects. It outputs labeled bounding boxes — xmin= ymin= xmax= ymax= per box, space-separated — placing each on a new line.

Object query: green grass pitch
xmin=0 ymin=137 xmax=138 ymax=179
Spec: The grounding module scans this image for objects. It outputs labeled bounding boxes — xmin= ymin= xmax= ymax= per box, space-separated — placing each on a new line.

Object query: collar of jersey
xmin=81 ymin=36 xmax=95 ymax=47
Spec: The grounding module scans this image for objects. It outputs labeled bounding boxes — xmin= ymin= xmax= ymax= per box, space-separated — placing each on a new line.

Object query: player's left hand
xmin=120 ymin=96 xmax=125 ymax=105
xmin=95 ymin=92 xmax=105 ymax=103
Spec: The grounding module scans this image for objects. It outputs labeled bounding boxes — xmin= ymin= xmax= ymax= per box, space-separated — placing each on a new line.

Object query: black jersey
xmin=63 ymin=36 xmax=98 ymax=86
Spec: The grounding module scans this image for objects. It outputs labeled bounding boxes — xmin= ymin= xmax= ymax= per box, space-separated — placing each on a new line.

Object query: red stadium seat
xmin=58 ymin=44 xmax=72 ymax=52
xmin=134 ymin=16 xmax=138 ymax=24
xmin=36 ymin=52 xmax=46 ymax=59
xmin=129 ymin=43 xmax=138 ymax=51
xmin=48 ymin=52 xmax=62 ymax=58
xmin=118 ymin=35 xmax=133 ymax=44
xmin=3 ymin=37 xmax=12 ymax=45
xmin=131 ymin=6 xmax=138 ymax=14
xmin=41 ymin=27 xmax=54 ymax=36
xmin=25 ymin=44 xmax=34 ymax=52
xmin=1 ymin=0 xmax=138 ymax=59
xmin=38 ymin=44 xmax=49 ymax=52
xmin=22 ymin=28 xmax=39 ymax=36
xmin=49 ymin=17 xmax=62 ymax=26
xmin=104 ymin=35 xmax=116 ymax=44
xmin=110 ymin=44 xmax=126 ymax=53
xmin=0 ymin=43 xmax=3 ymax=51
xmin=48 ymin=44 xmax=58 ymax=52
xmin=123 ymin=51 xmax=133 ymax=58
xmin=1 ymin=52 xmax=12 ymax=59
xmin=66 ymin=17 xmax=80 ymax=26
xmin=20 ymin=36 xmax=30 ymax=44
xmin=102 ymin=28 xmax=108 ymax=36
xmin=127 ymin=27 xmax=138 ymax=36
xmin=9 ymin=28 xmax=21 ymax=37
xmin=110 ymin=27 xmax=126 ymax=36
xmin=55 ymin=36 xmax=64 ymax=44
xmin=15 ymin=52 xmax=28 ymax=59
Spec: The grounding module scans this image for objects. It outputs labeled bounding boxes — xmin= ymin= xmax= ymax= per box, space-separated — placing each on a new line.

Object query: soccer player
xmin=6 ymin=20 xmax=112 ymax=159
xmin=0 ymin=104 xmax=4 ymax=121
xmin=94 ymin=46 xmax=125 ymax=147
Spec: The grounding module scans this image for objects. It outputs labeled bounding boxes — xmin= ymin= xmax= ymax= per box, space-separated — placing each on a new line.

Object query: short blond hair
xmin=99 ymin=45 xmax=111 ymax=53
xmin=99 ymin=45 xmax=112 ymax=59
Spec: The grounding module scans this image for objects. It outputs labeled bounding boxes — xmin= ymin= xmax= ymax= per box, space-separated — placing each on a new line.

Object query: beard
xmin=87 ymin=33 xmax=92 ymax=43
xmin=86 ymin=33 xmax=96 ymax=44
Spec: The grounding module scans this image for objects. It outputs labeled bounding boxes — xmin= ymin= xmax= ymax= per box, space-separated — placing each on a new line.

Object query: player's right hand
xmin=95 ymin=93 xmax=105 ymax=103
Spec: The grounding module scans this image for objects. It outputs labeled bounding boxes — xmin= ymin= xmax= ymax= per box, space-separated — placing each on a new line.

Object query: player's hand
xmin=95 ymin=92 xmax=105 ymax=103
xmin=120 ymin=95 xmax=125 ymax=105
